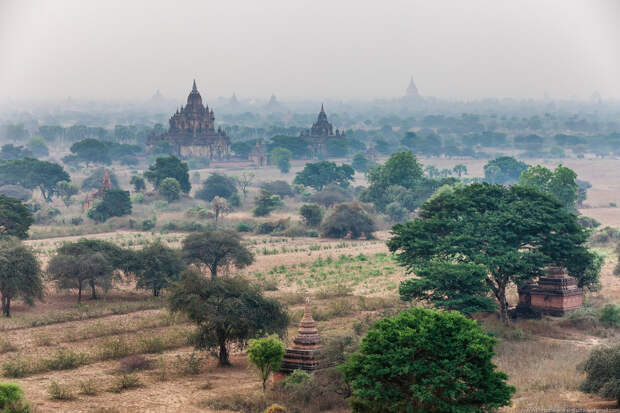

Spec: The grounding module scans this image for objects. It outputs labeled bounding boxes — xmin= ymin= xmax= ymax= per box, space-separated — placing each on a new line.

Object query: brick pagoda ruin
xmin=81 ymin=169 xmax=113 ymax=211
xmin=279 ymin=297 xmax=322 ymax=374
xmin=517 ymin=265 xmax=583 ymax=316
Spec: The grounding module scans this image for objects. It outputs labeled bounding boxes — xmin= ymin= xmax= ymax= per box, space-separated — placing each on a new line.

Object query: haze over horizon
xmin=1 ymin=0 xmax=619 ymax=102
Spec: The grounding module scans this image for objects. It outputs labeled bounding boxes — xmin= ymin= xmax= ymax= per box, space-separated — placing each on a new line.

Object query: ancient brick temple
xmin=249 ymin=139 xmax=267 ymax=167
xmin=81 ymin=169 xmax=113 ymax=211
xmin=517 ymin=266 xmax=583 ymax=316
xmin=299 ymin=105 xmax=345 ymax=157
xmin=279 ymin=298 xmax=322 ymax=373
xmin=147 ymin=80 xmax=230 ymax=160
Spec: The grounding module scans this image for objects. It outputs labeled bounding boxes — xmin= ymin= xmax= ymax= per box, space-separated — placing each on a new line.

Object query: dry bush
xmin=2 ymin=357 xmax=31 ymax=378
xmin=138 ymin=337 xmax=165 ymax=354
xmin=108 ymin=374 xmax=142 ymax=393
xmin=33 ymin=333 xmax=55 ymax=347
xmin=119 ymin=355 xmax=152 ymax=373
xmin=176 ymin=352 xmax=202 ymax=375
xmin=42 ymin=349 xmax=87 ymax=371
xmin=98 ymin=337 xmax=132 ymax=360
xmin=200 ymin=392 xmax=269 ymax=413
xmin=0 ymin=337 xmax=18 ymax=354
xmin=78 ymin=379 xmax=99 ymax=396
xmin=48 ymin=381 xmax=75 ymax=401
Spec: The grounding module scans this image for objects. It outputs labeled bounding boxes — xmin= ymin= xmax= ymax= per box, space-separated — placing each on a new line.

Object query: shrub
xmin=141 ymin=219 xmax=156 ymax=231
xmin=600 ymin=304 xmax=620 ymax=328
xmin=0 ymin=382 xmax=30 ymax=412
xmin=256 ymin=219 xmax=290 ymax=235
xmin=253 ymin=190 xmax=284 ymax=217
xmin=158 ymin=177 xmax=182 ymax=202
xmin=196 ymin=173 xmax=238 ymax=202
xmin=0 ymin=339 xmax=17 ymax=354
xmin=108 ymin=374 xmax=142 ymax=393
xmin=42 ymin=349 xmax=86 ymax=371
xmin=299 ymin=204 xmax=323 ymax=227
xmin=79 ymin=379 xmax=99 ymax=396
xmin=2 ymin=359 xmax=29 ymax=378
xmin=70 ymin=216 xmax=83 ymax=226
xmin=236 ymin=222 xmax=254 ymax=232
xmin=177 ymin=352 xmax=202 ymax=375
xmin=138 ymin=337 xmax=165 ymax=354
xmin=264 ymin=404 xmax=287 ymax=413
xmin=119 ymin=355 xmax=152 ymax=373
xmin=322 ymin=203 xmax=375 ymax=239
xmin=247 ymin=335 xmax=285 ymax=391
xmin=309 ymin=185 xmax=352 ymax=208
xmin=48 ymin=381 xmax=75 ymax=401
xmin=98 ymin=337 xmax=131 ymax=360
xmin=261 ymin=181 xmax=294 ymax=198
xmin=580 ymin=343 xmax=620 ymax=406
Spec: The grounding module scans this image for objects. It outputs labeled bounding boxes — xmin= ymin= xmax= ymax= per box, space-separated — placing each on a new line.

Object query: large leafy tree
xmin=518 ymin=164 xmax=578 ymax=211
xmin=144 ymin=156 xmax=191 ymax=193
xmin=341 ymin=307 xmax=515 ymax=412
xmin=0 ymin=237 xmax=42 ymax=317
xmin=293 ymin=161 xmax=354 ymax=191
xmin=253 ymin=190 xmax=284 ymax=217
xmin=0 ymin=144 xmax=32 ymax=160
xmin=269 ymin=147 xmax=292 ymax=174
xmin=196 ymin=173 xmax=238 ymax=202
xmin=359 ymin=151 xmax=450 ymax=212
xmin=47 ymin=252 xmax=112 ymax=303
xmin=0 ymin=158 xmax=70 ymax=202
xmin=168 ymin=271 xmax=288 ymax=366
xmin=388 ymin=183 xmax=597 ymax=323
xmin=483 ymin=156 xmax=528 ymax=185
xmin=70 ymin=138 xmax=111 ymax=165
xmin=87 ymin=189 xmax=132 ymax=222
xmin=128 ymin=241 xmax=185 ymax=296
xmin=322 ymin=203 xmax=375 ymax=239
xmin=0 ymin=195 xmax=33 ymax=239
xmin=182 ymin=230 xmax=254 ymax=278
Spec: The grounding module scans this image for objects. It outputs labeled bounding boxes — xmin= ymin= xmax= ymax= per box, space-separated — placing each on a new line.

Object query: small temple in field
xmin=279 ymin=298 xmax=322 ymax=374
xmin=81 ymin=169 xmax=113 ymax=211
xmin=516 ymin=266 xmax=583 ymax=317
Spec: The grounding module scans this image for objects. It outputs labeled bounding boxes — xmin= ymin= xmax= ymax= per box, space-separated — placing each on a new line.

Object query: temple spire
xmin=192 ymin=79 xmax=197 ymax=92
xmin=320 ymin=103 xmax=325 ymax=114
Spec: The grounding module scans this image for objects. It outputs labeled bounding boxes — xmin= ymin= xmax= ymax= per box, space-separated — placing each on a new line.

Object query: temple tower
xmin=279 ymin=298 xmax=322 ymax=373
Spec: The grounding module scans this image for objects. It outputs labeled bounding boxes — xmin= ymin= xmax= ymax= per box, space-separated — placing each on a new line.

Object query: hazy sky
xmin=1 ymin=0 xmax=619 ymax=101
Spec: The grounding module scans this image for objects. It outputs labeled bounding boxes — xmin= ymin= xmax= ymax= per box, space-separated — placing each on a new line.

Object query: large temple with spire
xmin=300 ymin=105 xmax=345 ymax=157
xmin=403 ymin=76 xmax=422 ymax=100
xmin=147 ymin=80 xmax=230 ymax=159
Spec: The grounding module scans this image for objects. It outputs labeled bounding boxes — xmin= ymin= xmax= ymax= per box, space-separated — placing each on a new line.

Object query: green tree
xmin=0 ymin=144 xmax=31 ymax=161
xmin=70 ymin=138 xmax=111 ymax=165
xmin=322 ymin=203 xmax=375 ymax=239
xmin=299 ymin=203 xmax=324 ymax=227
xmin=196 ymin=173 xmax=238 ymax=202
xmin=352 ymin=153 xmax=373 ymax=173
xmin=128 ymin=241 xmax=185 ymax=296
xmin=0 ymin=382 xmax=30 ymax=412
xmin=483 ymin=156 xmax=528 ymax=185
xmin=0 ymin=238 xmax=42 ymax=317
xmin=87 ymin=189 xmax=132 ymax=223
xmin=399 ymin=262 xmax=496 ymax=316
xmin=341 ymin=307 xmax=515 ymax=412
xmin=518 ymin=164 xmax=578 ymax=211
xmin=270 ymin=147 xmax=292 ymax=174
xmin=293 ymin=161 xmax=354 ymax=191
xmin=27 ymin=137 xmax=49 ymax=158
xmin=0 ymin=158 xmax=70 ymax=202
xmin=130 ymin=175 xmax=146 ymax=192
xmin=453 ymin=164 xmax=467 ymax=177
xmin=388 ymin=183 xmax=596 ymax=323
xmin=267 ymin=135 xmax=312 ymax=159
xmin=47 ymin=252 xmax=112 ymax=303
xmin=247 ymin=334 xmax=285 ymax=391
xmin=56 ymin=181 xmax=79 ymax=207
xmin=253 ymin=190 xmax=284 ymax=217
xmin=0 ymin=195 xmax=33 ymax=239
xmin=158 ymin=177 xmax=181 ymax=202
xmin=580 ymin=343 xmax=620 ymax=406
xmin=144 ymin=156 xmax=191 ymax=193
xmin=182 ymin=230 xmax=254 ymax=278
xmin=168 ymin=271 xmax=288 ymax=366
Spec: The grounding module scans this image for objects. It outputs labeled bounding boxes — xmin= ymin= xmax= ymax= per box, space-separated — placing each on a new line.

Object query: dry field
xmin=3 ymin=156 xmax=620 ymax=412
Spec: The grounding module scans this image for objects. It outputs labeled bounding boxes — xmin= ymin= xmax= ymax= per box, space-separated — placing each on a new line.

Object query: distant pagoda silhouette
xmin=280 ymin=297 xmax=322 ymax=373
xmin=403 ymin=75 xmax=422 ymax=101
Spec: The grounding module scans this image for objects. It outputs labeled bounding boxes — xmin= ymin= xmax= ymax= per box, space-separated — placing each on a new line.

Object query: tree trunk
xmin=218 ymin=342 xmax=230 ymax=366
xmin=497 ymin=283 xmax=510 ymax=324
xmin=153 ymin=288 xmax=159 ymax=297
xmin=90 ymin=280 xmax=97 ymax=300
xmin=1 ymin=295 xmax=10 ymax=317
